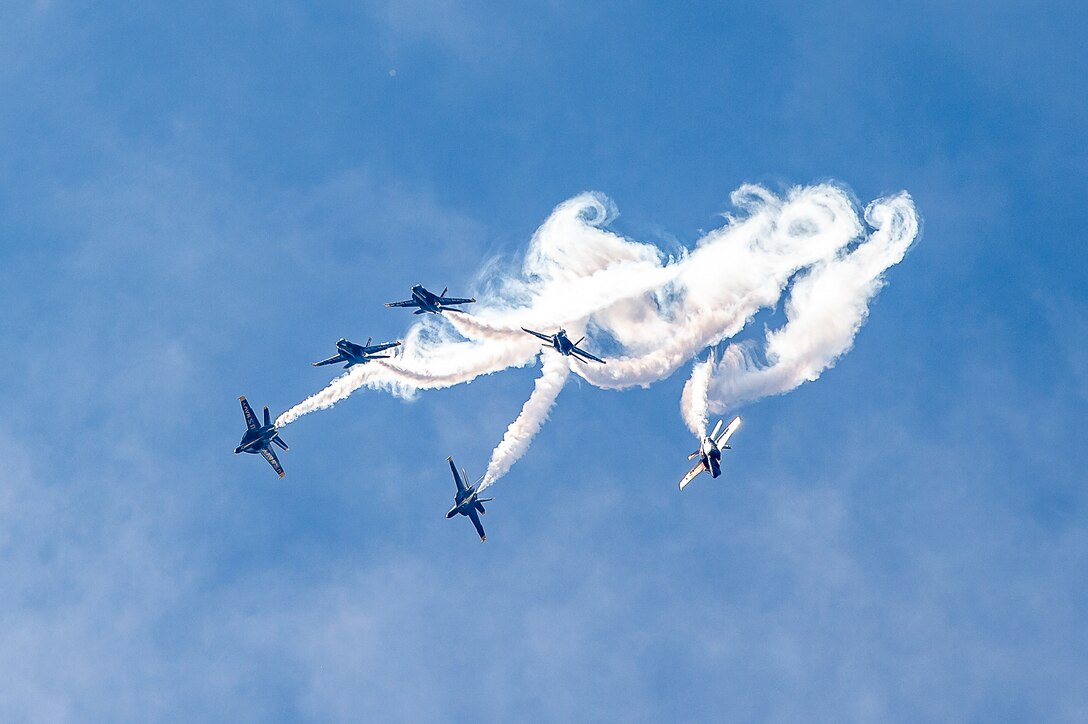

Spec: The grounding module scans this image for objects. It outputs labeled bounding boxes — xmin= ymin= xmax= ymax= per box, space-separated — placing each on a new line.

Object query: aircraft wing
xmin=239 ymin=396 xmax=260 ymax=430
xmin=571 ymin=345 xmax=606 ymax=364
xmin=312 ymin=353 xmax=347 ymax=367
xmin=468 ymin=508 xmax=486 ymax=542
xmin=448 ymin=456 xmax=466 ymax=492
xmin=261 ymin=447 xmax=286 ymax=478
xmin=364 ymin=341 xmax=401 ymax=354
xmin=521 ymin=327 xmax=552 ymax=343
xmin=716 ymin=416 xmax=742 ymax=447
xmin=438 ymin=295 xmax=475 ymax=305
xmin=679 ymin=460 xmax=706 ymax=491
xmin=385 ymin=299 xmax=418 ymax=308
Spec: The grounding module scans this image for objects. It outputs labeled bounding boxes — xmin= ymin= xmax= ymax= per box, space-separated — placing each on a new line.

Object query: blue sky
xmin=1 ymin=1 xmax=1086 ymax=721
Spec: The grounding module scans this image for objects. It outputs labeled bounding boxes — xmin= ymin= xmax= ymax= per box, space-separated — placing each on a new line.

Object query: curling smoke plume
xmin=277 ymin=183 xmax=919 ymax=487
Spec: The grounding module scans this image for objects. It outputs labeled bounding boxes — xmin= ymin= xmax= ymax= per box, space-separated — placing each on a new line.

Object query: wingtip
xmin=238 ymin=395 xmax=246 ymax=402
xmin=279 ymin=471 xmax=286 ymax=478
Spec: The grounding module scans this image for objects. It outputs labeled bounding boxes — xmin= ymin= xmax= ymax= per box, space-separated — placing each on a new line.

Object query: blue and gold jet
xmin=521 ymin=327 xmax=607 ymax=364
xmin=678 ymin=416 xmax=741 ymax=491
xmin=385 ymin=284 xmax=476 ymax=314
xmin=312 ymin=336 xmax=401 ymax=370
xmin=233 ymin=396 xmax=288 ymax=478
xmin=445 ymin=457 xmax=493 ymax=542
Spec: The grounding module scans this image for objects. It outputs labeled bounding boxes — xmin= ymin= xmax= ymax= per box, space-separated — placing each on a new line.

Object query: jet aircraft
xmin=234 ymin=396 xmax=289 ymax=478
xmin=312 ymin=336 xmax=401 ymax=369
xmin=521 ymin=327 xmax=607 ymax=364
xmin=445 ymin=456 xmax=493 ymax=542
xmin=678 ymin=416 xmax=741 ymax=491
xmin=385 ymin=284 xmax=476 ymax=314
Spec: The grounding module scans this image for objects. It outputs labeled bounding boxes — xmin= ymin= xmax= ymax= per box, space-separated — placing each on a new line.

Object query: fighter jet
xmin=521 ymin=327 xmax=607 ymax=364
xmin=233 ymin=396 xmax=289 ymax=478
xmin=385 ymin=284 xmax=476 ymax=314
xmin=445 ymin=456 xmax=493 ymax=542
xmin=312 ymin=336 xmax=401 ymax=369
xmin=678 ymin=416 xmax=741 ymax=491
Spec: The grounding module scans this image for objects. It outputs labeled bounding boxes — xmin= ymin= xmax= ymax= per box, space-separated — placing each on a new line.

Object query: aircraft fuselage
xmin=448 ymin=488 xmax=481 ymax=518
xmin=700 ymin=436 xmax=723 ymax=477
xmin=553 ymin=330 xmax=576 ymax=356
xmin=411 ymin=284 xmax=442 ymax=313
xmin=335 ymin=340 xmax=369 ymax=367
xmin=236 ymin=424 xmax=277 ymax=454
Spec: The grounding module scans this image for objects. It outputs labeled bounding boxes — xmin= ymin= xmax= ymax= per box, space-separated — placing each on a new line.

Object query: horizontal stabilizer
xmin=272 ymin=435 xmax=288 ymax=451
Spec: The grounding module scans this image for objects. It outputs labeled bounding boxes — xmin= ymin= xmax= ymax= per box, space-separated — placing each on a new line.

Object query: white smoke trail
xmin=276 ymin=319 xmax=541 ymax=427
xmin=709 ymin=193 xmax=918 ymax=410
xmin=681 ymin=352 xmax=714 ymax=438
xmin=276 ymin=183 xmax=919 ymax=486
xmin=478 ymin=350 xmax=570 ymax=491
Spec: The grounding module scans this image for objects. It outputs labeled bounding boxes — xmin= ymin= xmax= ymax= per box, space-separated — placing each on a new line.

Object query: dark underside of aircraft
xmin=445 ymin=456 xmax=492 ymax=542
xmin=386 ymin=284 xmax=476 ymax=314
xmin=234 ymin=396 xmax=288 ymax=477
xmin=312 ymin=336 xmax=401 ymax=369
xmin=521 ymin=326 xmax=606 ymax=364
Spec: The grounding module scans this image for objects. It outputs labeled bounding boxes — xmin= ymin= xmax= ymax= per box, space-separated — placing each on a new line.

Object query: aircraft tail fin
xmin=710 ymin=419 xmax=723 ymax=440
xmin=441 ymin=286 xmax=448 ymax=297
xmin=365 ymin=336 xmax=372 ymax=347
xmin=575 ymin=336 xmax=585 ymax=346
xmin=414 ymin=309 xmax=426 ymax=314
xmin=263 ymin=407 xmax=272 ymax=427
xmin=688 ymin=451 xmax=701 ymax=460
